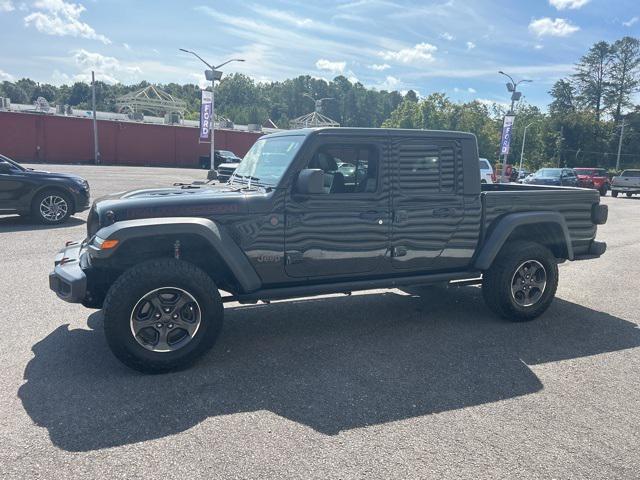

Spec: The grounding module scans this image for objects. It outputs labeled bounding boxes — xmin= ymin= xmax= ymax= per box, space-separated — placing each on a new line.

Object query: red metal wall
xmin=0 ymin=111 xmax=263 ymax=167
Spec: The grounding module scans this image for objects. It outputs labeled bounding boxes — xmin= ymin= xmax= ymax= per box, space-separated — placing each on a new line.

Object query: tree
xmin=573 ymin=41 xmax=613 ymax=122
xmin=67 ymin=82 xmax=91 ymax=107
xmin=1 ymin=81 xmax=29 ymax=103
xmin=549 ymin=79 xmax=575 ymax=116
xmin=606 ymin=36 xmax=640 ymax=121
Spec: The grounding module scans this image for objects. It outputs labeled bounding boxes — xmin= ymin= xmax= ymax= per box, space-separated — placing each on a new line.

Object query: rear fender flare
xmin=93 ymin=217 xmax=262 ymax=293
xmin=474 ymin=211 xmax=574 ymax=270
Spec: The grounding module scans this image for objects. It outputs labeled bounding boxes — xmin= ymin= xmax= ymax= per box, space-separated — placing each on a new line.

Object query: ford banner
xmin=500 ymin=115 xmax=515 ymax=155
xmin=199 ymin=90 xmax=212 ymax=142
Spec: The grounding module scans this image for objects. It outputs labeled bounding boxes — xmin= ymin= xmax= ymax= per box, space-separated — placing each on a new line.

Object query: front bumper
xmin=49 ymin=242 xmax=87 ymax=303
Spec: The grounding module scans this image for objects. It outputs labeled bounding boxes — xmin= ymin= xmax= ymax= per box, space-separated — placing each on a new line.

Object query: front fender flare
xmin=474 ymin=211 xmax=574 ymax=271
xmin=92 ymin=217 xmax=262 ymax=293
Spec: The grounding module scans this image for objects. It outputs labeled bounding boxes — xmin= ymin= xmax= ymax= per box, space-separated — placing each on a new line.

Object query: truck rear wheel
xmin=482 ymin=241 xmax=558 ymax=322
xmin=103 ymin=258 xmax=223 ymax=373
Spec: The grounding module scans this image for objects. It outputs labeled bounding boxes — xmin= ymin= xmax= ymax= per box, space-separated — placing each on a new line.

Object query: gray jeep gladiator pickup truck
xmin=49 ymin=128 xmax=608 ymax=373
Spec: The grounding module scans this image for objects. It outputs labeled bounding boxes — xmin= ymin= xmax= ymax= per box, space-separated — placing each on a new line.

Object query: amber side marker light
xmin=101 ymin=239 xmax=120 ymax=250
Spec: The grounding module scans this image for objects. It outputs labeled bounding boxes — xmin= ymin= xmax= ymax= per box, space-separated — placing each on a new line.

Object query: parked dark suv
xmin=524 ymin=168 xmax=579 ymax=187
xmin=0 ymin=154 xmax=90 ymax=224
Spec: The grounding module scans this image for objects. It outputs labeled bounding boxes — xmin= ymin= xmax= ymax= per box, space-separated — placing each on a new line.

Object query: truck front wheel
xmin=482 ymin=241 xmax=558 ymax=322
xmin=103 ymin=259 xmax=223 ymax=373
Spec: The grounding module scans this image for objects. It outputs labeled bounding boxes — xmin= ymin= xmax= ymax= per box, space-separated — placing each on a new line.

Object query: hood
xmin=528 ymin=177 xmax=560 ymax=185
xmin=26 ymin=168 xmax=86 ymax=182
xmin=88 ymin=182 xmax=263 ymax=234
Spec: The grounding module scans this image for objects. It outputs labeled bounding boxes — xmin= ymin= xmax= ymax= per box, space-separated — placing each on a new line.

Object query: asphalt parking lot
xmin=1 ymin=164 xmax=639 ymax=479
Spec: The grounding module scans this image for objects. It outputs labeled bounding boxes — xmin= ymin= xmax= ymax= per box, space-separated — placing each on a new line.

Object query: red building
xmin=0 ymin=110 xmax=265 ymax=168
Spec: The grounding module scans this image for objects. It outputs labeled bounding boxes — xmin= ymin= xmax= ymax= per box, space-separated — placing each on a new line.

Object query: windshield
xmin=621 ymin=170 xmax=640 ymax=177
xmin=479 ymin=159 xmax=492 ymax=170
xmin=535 ymin=168 xmax=561 ymax=178
xmin=0 ymin=154 xmax=25 ymax=171
xmin=231 ymin=136 xmax=304 ymax=186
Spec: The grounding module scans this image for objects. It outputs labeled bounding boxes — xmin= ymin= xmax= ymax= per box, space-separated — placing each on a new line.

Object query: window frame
xmin=298 ymin=140 xmax=384 ymax=197
xmin=396 ymin=139 xmax=460 ymax=199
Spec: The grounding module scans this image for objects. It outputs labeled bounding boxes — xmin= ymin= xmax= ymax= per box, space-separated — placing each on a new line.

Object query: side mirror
xmin=296 ymin=169 xmax=325 ymax=194
xmin=0 ymin=163 xmax=13 ymax=174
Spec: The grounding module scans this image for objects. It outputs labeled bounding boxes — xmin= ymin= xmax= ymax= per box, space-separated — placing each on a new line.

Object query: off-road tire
xmin=612 ymin=190 xmax=618 ymax=197
xmin=103 ymin=258 xmax=223 ymax=373
xmin=599 ymin=185 xmax=608 ymax=196
xmin=31 ymin=189 xmax=73 ymax=224
xmin=482 ymin=241 xmax=558 ymax=322
xmin=626 ymin=192 xmax=633 ymax=198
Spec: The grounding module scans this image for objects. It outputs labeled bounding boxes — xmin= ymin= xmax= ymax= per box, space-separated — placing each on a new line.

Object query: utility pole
xmin=91 ymin=71 xmax=100 ymax=165
xmin=616 ymin=118 xmax=625 ymax=171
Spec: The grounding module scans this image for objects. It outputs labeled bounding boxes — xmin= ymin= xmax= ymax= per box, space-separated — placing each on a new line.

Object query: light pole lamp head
xmin=205 ymin=69 xmax=223 ymax=81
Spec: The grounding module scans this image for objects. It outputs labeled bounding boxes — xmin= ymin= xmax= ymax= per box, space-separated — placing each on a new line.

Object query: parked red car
xmin=574 ymin=168 xmax=610 ymax=196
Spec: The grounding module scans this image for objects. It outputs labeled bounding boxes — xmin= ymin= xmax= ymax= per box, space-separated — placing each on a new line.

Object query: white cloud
xmin=528 ymin=17 xmax=579 ymax=37
xmin=72 ymin=49 xmax=141 ymax=84
xmin=378 ymin=75 xmax=400 ymax=90
xmin=368 ymin=63 xmax=390 ymax=71
xmin=379 ymin=42 xmax=437 ymax=64
xmin=0 ymin=0 xmax=15 ymax=12
xmin=467 ymin=87 xmax=476 ymax=93
xmin=623 ymin=16 xmax=638 ymax=27
xmin=466 ymin=41 xmax=476 ymax=50
xmin=0 ymin=69 xmax=14 ymax=81
xmin=440 ymin=32 xmax=454 ymax=41
xmin=252 ymin=7 xmax=313 ymax=27
xmin=24 ymin=0 xmax=110 ymax=44
xmin=549 ymin=0 xmax=589 ymax=10
xmin=315 ymin=58 xmax=346 ymax=75
xmin=123 ymin=43 xmax=131 ymax=51
xmin=534 ymin=44 xmax=544 ymax=50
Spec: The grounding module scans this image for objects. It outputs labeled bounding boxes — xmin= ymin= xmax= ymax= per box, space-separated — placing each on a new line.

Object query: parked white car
xmin=479 ymin=158 xmax=494 ymax=184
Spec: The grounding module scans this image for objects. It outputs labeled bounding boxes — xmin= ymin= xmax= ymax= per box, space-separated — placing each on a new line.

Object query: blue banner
xmin=199 ymin=90 xmax=212 ymax=142
xmin=500 ymin=115 xmax=515 ymax=155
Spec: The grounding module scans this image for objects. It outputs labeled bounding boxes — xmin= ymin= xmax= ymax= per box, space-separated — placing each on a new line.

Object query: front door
xmin=284 ymin=136 xmax=390 ymax=278
xmin=0 ymin=160 xmax=28 ymax=211
xmin=390 ymin=136 xmax=466 ymax=272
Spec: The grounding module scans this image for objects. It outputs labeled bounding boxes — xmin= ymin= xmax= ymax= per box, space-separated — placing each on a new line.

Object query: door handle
xmin=432 ymin=208 xmax=451 ymax=218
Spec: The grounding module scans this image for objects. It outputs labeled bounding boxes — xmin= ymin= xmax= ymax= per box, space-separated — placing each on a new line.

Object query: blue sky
xmin=1 ymin=0 xmax=638 ymax=108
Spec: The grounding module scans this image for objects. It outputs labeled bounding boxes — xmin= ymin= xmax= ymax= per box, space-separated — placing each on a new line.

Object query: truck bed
xmin=480 ymin=183 xmax=600 ymax=257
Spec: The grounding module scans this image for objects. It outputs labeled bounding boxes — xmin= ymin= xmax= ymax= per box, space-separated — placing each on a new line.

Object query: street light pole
xmin=616 ymin=118 xmax=626 ymax=171
xmin=519 ymin=122 xmax=534 ymax=177
xmin=498 ymin=71 xmax=531 ymax=183
xmin=179 ymin=49 xmax=244 ymax=169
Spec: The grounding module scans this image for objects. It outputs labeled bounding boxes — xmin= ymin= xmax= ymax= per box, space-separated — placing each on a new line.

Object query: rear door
xmin=390 ymin=135 xmax=466 ymax=272
xmin=284 ymin=134 xmax=390 ymax=278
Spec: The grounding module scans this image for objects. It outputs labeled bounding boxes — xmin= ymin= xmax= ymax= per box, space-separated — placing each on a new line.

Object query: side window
xmin=398 ymin=142 xmax=456 ymax=195
xmin=307 ymin=143 xmax=379 ymax=194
